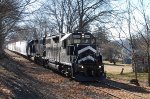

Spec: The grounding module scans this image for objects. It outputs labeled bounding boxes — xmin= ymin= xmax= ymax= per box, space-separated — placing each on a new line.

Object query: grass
xmin=103 ymin=61 xmax=131 ymax=66
xmin=106 ymin=72 xmax=148 ymax=82
xmin=104 ymin=61 xmax=148 ymax=82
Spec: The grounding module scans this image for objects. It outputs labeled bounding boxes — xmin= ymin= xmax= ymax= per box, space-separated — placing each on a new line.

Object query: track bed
xmin=0 ymin=49 xmax=149 ymax=99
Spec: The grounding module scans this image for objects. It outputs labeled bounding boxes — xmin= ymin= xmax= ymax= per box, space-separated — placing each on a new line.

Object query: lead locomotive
xmin=8 ymin=31 xmax=106 ymax=81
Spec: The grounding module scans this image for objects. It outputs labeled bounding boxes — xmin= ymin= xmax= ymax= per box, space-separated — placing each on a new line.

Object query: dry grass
xmin=103 ymin=61 xmax=132 ymax=66
xmin=104 ymin=61 xmax=148 ymax=82
xmin=107 ymin=72 xmax=147 ymax=81
xmin=104 ymin=61 xmax=133 ymax=75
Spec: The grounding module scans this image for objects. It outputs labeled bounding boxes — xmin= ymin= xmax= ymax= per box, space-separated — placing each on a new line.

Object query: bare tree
xmin=108 ymin=0 xmax=150 ymax=86
xmin=42 ymin=0 xmax=65 ymax=34
xmin=0 ymin=0 xmax=20 ymax=56
xmin=0 ymin=0 xmax=35 ymax=57
xmin=42 ymin=0 xmax=113 ymax=33
xmin=76 ymin=0 xmax=112 ymax=31
xmin=93 ymin=25 xmax=109 ymax=46
xmin=129 ymin=0 xmax=150 ymax=86
xmin=102 ymin=41 xmax=121 ymax=64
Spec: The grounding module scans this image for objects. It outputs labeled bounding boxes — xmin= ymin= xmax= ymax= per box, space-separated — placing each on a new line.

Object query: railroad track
xmin=97 ymin=79 xmax=147 ymax=99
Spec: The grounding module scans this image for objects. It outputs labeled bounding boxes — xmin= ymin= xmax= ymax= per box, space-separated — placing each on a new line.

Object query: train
xmin=7 ymin=31 xmax=106 ymax=81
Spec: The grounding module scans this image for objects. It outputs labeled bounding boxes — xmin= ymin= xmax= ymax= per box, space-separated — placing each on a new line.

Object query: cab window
xmin=81 ymin=38 xmax=90 ymax=43
xmin=73 ymin=39 xmax=81 ymax=43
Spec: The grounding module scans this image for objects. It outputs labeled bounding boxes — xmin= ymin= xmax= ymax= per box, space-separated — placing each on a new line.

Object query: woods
xmin=0 ymin=0 xmax=20 ymax=56
xmin=0 ymin=0 xmax=34 ymax=57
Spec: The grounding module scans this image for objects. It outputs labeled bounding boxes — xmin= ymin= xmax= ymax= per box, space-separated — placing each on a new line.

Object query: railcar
xmin=7 ymin=31 xmax=106 ymax=81
xmin=7 ymin=40 xmax=28 ymax=56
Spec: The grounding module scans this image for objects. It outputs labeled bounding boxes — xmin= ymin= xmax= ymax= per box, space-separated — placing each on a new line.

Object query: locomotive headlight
xmin=82 ymin=33 xmax=84 ymax=38
xmin=79 ymin=65 xmax=84 ymax=69
xmin=99 ymin=66 xmax=101 ymax=68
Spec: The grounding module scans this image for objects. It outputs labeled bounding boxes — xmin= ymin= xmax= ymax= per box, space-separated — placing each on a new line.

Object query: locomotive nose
xmin=78 ymin=55 xmax=95 ymax=64
xmin=77 ymin=45 xmax=96 ymax=65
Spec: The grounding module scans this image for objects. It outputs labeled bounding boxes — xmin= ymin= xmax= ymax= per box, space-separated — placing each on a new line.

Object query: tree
xmin=42 ymin=0 xmax=113 ymax=34
xmin=0 ymin=0 xmax=34 ymax=57
xmin=106 ymin=0 xmax=140 ymax=83
xmin=76 ymin=0 xmax=112 ymax=31
xmin=93 ymin=25 xmax=109 ymax=47
xmin=129 ymin=0 xmax=150 ymax=86
xmin=102 ymin=41 xmax=121 ymax=64
xmin=0 ymin=0 xmax=20 ymax=56
xmin=108 ymin=0 xmax=150 ymax=86
xmin=42 ymin=0 xmax=65 ymax=34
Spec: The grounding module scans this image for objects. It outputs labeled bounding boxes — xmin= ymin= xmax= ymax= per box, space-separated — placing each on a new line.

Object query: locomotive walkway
xmin=0 ymin=49 xmax=150 ymax=99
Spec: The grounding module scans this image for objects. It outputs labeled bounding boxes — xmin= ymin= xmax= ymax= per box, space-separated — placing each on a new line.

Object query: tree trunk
xmin=77 ymin=0 xmax=84 ymax=31
xmin=148 ymin=52 xmax=150 ymax=86
xmin=0 ymin=20 xmax=5 ymax=59
xmin=0 ymin=38 xmax=5 ymax=59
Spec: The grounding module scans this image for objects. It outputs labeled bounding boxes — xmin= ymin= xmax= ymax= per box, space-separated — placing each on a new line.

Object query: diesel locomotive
xmin=7 ymin=31 xmax=106 ymax=81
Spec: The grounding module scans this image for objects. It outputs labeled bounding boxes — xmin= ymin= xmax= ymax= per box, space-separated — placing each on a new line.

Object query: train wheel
xmin=42 ymin=60 xmax=46 ymax=68
xmin=34 ymin=57 xmax=37 ymax=63
xmin=58 ymin=65 xmax=63 ymax=73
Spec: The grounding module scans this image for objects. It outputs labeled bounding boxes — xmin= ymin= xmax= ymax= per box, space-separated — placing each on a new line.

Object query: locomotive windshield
xmin=74 ymin=39 xmax=81 ymax=43
xmin=72 ymin=33 xmax=95 ymax=44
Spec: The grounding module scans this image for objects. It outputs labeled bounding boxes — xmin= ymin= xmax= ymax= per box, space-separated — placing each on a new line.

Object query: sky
xmin=25 ymin=0 xmax=43 ymax=13
xmin=23 ymin=0 xmax=150 ymax=41
xmin=108 ymin=0 xmax=150 ymax=40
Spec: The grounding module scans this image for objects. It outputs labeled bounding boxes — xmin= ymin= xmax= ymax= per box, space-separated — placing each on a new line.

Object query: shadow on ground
xmin=81 ymin=79 xmax=150 ymax=94
xmin=0 ymin=56 xmax=57 ymax=99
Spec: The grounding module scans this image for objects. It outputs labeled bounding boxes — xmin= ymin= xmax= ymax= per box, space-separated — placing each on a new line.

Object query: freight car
xmin=7 ymin=31 xmax=106 ymax=81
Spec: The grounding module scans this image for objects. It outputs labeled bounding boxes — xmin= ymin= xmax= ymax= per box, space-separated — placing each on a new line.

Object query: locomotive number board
xmin=72 ymin=35 xmax=81 ymax=38
xmin=85 ymin=35 xmax=90 ymax=38
xmin=73 ymin=34 xmax=90 ymax=38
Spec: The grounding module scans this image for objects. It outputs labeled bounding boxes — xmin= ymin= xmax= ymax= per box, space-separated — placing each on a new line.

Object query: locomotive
xmin=7 ymin=31 xmax=105 ymax=81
